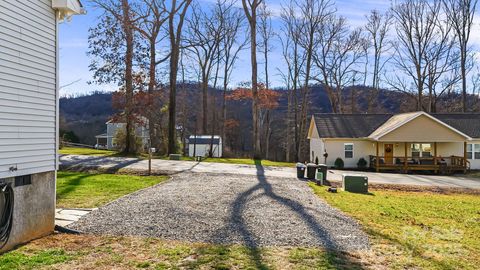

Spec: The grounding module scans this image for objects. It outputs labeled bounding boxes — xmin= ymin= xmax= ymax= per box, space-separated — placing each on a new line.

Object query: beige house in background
xmin=308 ymin=112 xmax=480 ymax=173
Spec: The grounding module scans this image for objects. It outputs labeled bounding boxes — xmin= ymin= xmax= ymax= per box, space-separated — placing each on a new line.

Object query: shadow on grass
xmin=56 ymin=174 xmax=93 ymax=200
xmin=213 ymin=159 xmax=365 ymax=269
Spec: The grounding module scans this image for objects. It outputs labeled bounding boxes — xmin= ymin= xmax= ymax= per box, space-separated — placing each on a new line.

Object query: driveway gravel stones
xmin=69 ymin=172 xmax=369 ymax=251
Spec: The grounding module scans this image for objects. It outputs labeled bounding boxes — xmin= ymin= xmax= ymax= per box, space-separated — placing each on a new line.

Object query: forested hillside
xmin=60 ymin=85 xmax=414 ymax=160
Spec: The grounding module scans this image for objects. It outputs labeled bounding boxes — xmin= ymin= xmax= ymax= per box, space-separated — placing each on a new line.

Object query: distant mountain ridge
xmin=59 ymin=84 xmax=406 ymax=147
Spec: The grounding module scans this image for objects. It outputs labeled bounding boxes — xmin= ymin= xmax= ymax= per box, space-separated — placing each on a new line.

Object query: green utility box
xmin=342 ymin=174 xmax=368 ymax=193
xmin=169 ymin=154 xmax=182 ymax=160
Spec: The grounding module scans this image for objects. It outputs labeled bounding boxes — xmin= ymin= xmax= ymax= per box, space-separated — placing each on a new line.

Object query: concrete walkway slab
xmin=59 ymin=155 xmax=480 ymax=189
xmin=55 ymin=208 xmax=96 ymax=227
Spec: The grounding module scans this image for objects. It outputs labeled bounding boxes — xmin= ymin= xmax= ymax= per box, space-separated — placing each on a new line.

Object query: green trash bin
xmin=317 ymin=164 xmax=327 ymax=182
xmin=315 ymin=172 xmax=323 ymax=185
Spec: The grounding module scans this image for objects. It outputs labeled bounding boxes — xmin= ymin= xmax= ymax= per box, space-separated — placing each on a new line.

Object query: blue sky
xmin=57 ymin=0 xmax=400 ymax=95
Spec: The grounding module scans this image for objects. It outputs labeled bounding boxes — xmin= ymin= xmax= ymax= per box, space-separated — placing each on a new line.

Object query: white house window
xmin=467 ymin=144 xmax=480 ymax=160
xmin=344 ymin=143 xmax=354 ymax=159
xmin=411 ymin=143 xmax=431 ymax=158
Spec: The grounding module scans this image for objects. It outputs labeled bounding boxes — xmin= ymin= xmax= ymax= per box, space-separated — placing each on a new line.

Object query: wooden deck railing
xmin=369 ymin=155 xmax=468 ymax=174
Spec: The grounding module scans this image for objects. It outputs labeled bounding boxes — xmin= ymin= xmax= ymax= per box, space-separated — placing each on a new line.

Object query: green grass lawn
xmin=310 ymin=183 xmax=480 ymax=269
xmin=56 ymin=171 xmax=167 ymax=208
xmin=0 ymin=234 xmax=363 ymax=270
xmin=59 ymin=147 xmax=118 ymax=156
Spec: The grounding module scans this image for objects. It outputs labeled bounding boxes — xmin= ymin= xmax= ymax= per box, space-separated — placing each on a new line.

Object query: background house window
xmin=344 ymin=143 xmax=353 ymax=159
xmin=411 ymin=143 xmax=431 ymax=157
xmin=467 ymin=144 xmax=480 ymax=159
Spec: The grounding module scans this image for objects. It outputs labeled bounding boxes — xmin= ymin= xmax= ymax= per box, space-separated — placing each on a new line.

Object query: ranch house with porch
xmin=308 ymin=112 xmax=480 ymax=174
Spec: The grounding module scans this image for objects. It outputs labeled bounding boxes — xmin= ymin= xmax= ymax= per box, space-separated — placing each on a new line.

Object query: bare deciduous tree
xmin=242 ymin=0 xmax=264 ymax=159
xmin=313 ymin=16 xmax=365 ymax=113
xmin=443 ymin=0 xmax=478 ymax=112
xmin=258 ymin=1 xmax=275 ymax=159
xmin=167 ymin=0 xmax=192 ymax=155
xmin=391 ymin=0 xmax=442 ymax=111
xmin=219 ymin=4 xmax=248 ymax=144
xmin=364 ymin=9 xmax=393 ymax=112
xmin=90 ymin=0 xmax=141 ymax=154
xmin=185 ymin=2 xmax=226 ymax=134
xmin=425 ymin=18 xmax=460 ymax=113
xmin=297 ymin=0 xmax=334 ymax=161
xmin=135 ymin=0 xmax=168 ymax=149
xmin=279 ymin=0 xmax=306 ymax=162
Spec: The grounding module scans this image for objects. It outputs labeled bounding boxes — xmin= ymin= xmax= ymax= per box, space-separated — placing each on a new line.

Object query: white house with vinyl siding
xmin=0 ymin=0 xmax=84 ymax=253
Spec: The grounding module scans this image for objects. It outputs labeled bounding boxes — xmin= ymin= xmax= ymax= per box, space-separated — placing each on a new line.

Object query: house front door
xmin=384 ymin=144 xmax=394 ymax=164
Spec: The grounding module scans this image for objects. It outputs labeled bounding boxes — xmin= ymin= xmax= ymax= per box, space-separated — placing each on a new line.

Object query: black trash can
xmin=317 ymin=164 xmax=328 ymax=181
xmin=306 ymin=163 xmax=319 ymax=179
xmin=296 ymin=163 xmax=306 ymax=178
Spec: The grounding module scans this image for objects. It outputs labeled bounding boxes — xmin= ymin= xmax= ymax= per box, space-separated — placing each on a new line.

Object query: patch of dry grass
xmin=1 ymin=234 xmax=372 ymax=270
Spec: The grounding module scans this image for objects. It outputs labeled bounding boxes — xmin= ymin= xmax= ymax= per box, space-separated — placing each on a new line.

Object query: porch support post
xmin=404 ymin=142 xmax=408 ymax=173
xmin=434 ymin=142 xmax=438 ymax=174
xmin=464 ymin=141 xmax=468 ymax=173
xmin=376 ymin=141 xmax=379 ymax=172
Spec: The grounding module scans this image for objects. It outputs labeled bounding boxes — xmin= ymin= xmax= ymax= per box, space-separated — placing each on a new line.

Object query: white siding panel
xmin=0 ymin=46 xmax=56 ymax=69
xmin=0 ymin=0 xmax=57 ymax=177
xmin=0 ymin=53 xmax=55 ymax=76
xmin=0 ymin=138 xmax=54 ymax=146
xmin=0 ymin=1 xmax=56 ymax=33
xmin=0 ymin=90 xmax=55 ymax=105
xmin=0 ymin=79 xmax=57 ymax=99
xmin=0 ymin=10 xmax=56 ymax=44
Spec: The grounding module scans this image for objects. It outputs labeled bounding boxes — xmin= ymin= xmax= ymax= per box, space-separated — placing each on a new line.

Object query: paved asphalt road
xmin=60 ymin=155 xmax=480 ymax=189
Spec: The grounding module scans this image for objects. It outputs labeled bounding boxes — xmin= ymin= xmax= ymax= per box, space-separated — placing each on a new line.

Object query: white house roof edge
xmin=52 ymin=0 xmax=86 ymax=21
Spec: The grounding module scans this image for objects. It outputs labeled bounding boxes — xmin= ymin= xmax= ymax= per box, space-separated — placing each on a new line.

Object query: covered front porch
xmin=366 ymin=112 xmax=472 ymax=174
xmin=369 ymin=142 xmax=469 ymax=174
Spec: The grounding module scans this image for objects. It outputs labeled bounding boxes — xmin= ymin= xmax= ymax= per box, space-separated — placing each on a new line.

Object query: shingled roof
xmin=312 ymin=114 xmax=393 ymax=138
xmin=433 ymin=114 xmax=480 ymax=138
xmin=312 ymin=113 xmax=480 ymax=139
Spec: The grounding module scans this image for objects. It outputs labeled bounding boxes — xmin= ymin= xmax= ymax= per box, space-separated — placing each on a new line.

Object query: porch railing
xmin=369 ymin=155 xmax=468 ymax=173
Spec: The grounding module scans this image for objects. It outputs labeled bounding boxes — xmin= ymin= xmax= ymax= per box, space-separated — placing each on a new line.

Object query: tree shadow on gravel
xmin=214 ymin=160 xmax=366 ymax=269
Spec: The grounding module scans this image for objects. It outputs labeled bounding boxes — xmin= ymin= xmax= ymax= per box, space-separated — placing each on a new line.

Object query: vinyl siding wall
xmin=0 ymin=0 xmax=57 ymax=178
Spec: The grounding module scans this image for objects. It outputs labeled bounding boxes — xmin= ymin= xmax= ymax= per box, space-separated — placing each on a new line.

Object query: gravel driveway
xmin=70 ymin=171 xmax=369 ymax=251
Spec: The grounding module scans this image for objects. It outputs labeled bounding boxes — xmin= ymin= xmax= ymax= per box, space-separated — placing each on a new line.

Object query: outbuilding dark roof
xmin=312 ymin=113 xmax=480 ymax=139
xmin=188 ymin=136 xmax=221 ymax=145
xmin=313 ymin=114 xmax=393 ymax=138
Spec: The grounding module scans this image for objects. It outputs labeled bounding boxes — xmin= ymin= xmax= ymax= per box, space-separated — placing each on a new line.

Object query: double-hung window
xmin=467 ymin=144 xmax=480 ymax=160
xmin=344 ymin=143 xmax=354 ymax=159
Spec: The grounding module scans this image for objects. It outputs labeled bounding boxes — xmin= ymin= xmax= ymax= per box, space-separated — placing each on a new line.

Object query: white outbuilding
xmin=187 ymin=135 xmax=223 ymax=158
